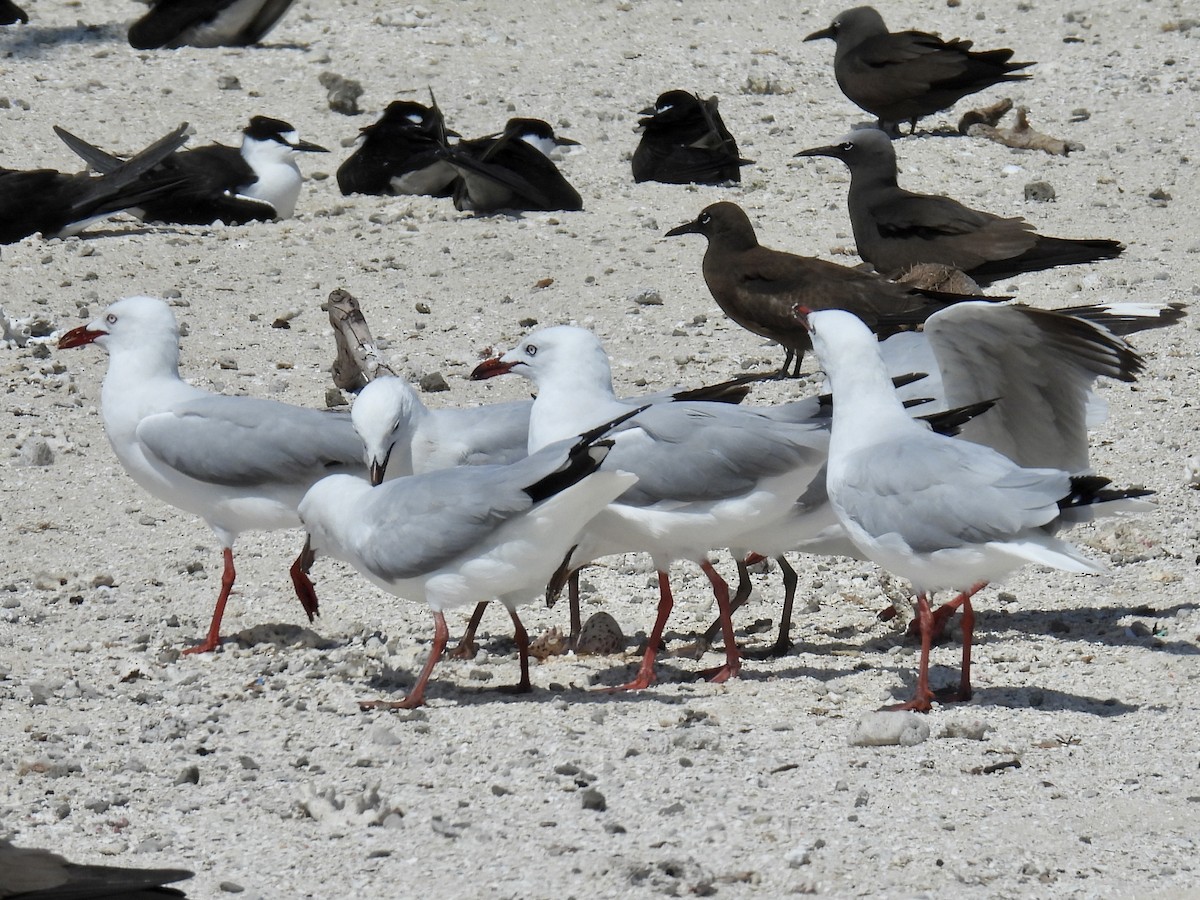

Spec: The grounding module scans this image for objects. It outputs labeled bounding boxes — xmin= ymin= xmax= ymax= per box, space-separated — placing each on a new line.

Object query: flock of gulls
xmin=1 ymin=1 xmax=1186 ymax=893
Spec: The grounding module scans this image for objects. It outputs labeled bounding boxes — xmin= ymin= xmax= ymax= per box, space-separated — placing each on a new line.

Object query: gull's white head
xmin=58 ymin=295 xmax=179 ymax=356
xmin=351 ymin=376 xmax=424 ymax=485
xmin=470 ymin=325 xmax=612 ymax=390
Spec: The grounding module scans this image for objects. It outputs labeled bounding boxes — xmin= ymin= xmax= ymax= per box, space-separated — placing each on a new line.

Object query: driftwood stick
xmin=961 ymin=101 xmax=1083 ymax=156
xmin=323 ymin=288 xmax=395 ymax=391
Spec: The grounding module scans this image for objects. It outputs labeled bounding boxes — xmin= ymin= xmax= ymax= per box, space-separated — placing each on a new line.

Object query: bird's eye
xmin=839 ymin=142 xmax=854 ymax=151
xmin=699 ymin=213 xmax=711 ymax=224
xmin=106 ymin=314 xmax=117 ymax=324
xmin=525 ymin=343 xmax=537 ymax=357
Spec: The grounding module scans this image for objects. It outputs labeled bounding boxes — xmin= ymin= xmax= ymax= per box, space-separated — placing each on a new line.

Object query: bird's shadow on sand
xmin=0 ymin=22 xmax=123 ymax=55
xmin=0 ymin=23 xmax=309 ymax=57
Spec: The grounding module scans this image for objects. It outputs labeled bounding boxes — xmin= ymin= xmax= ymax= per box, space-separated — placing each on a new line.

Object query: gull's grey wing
xmin=606 ymin=403 xmax=826 ymax=506
xmin=354 ymin=438 xmax=591 ymax=580
xmin=835 ymin=436 xmax=1069 ymax=554
xmin=137 ymin=397 xmax=364 ymax=488
xmin=924 ymin=303 xmax=1141 ymax=472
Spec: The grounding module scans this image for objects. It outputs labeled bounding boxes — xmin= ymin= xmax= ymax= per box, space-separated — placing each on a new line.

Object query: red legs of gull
xmin=885 ymin=592 xmax=935 ymax=713
xmin=448 ymin=601 xmax=488 ymax=659
xmin=360 ymin=611 xmax=449 ymax=711
xmin=698 ymin=553 xmax=796 ymax=659
xmin=183 ymin=547 xmax=237 ymax=655
xmin=603 ymin=570 xmax=674 ymax=692
xmin=694 ymin=559 xmax=742 ymax=683
xmin=920 ymin=581 xmax=986 ymax=703
xmin=887 ymin=582 xmax=987 ymax=712
xmin=289 ymin=538 xmax=319 ymax=622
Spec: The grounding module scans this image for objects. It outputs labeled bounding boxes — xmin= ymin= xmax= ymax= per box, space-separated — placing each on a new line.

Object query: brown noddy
xmin=795 ymin=128 xmax=1125 ymax=283
xmin=804 ymin=6 xmax=1033 ymax=135
xmin=632 ymin=90 xmax=752 ymax=185
xmin=665 ymin=200 xmax=996 ymax=376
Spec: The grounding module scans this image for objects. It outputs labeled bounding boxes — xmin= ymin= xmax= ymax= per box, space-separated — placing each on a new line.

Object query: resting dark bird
xmin=0 ymin=0 xmax=27 ymax=25
xmin=0 ymin=123 xmax=190 ymax=244
xmin=129 ymin=0 xmax=298 ymax=49
xmin=795 ymin=128 xmax=1124 ymax=284
xmin=632 ymin=90 xmax=752 ymax=185
xmin=56 ymin=116 xmax=327 ymax=225
xmin=804 ymin=6 xmax=1033 ymax=134
xmin=0 ymin=838 xmax=192 ymax=898
xmin=336 ymin=97 xmax=458 ymax=197
xmin=441 ymin=118 xmax=583 ymax=213
xmin=665 ymin=200 xmax=994 ymax=376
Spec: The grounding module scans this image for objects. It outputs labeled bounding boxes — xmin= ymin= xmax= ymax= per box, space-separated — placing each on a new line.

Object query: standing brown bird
xmin=804 ymin=6 xmax=1033 ymax=134
xmin=665 ymin=201 xmax=992 ymax=376
xmin=795 ymin=128 xmax=1125 ymax=283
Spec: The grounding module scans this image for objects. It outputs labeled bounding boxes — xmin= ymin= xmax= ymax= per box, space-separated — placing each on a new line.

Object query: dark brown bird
xmin=0 ymin=123 xmax=190 ymax=244
xmin=804 ymin=6 xmax=1033 ymax=134
xmin=0 ymin=0 xmax=27 ymax=25
xmin=665 ymin=201 xmax=992 ymax=376
xmin=795 ymin=128 xmax=1125 ymax=284
xmin=632 ymin=90 xmax=752 ymax=185
xmin=441 ymin=118 xmax=583 ymax=213
xmin=0 ymin=838 xmax=192 ymax=898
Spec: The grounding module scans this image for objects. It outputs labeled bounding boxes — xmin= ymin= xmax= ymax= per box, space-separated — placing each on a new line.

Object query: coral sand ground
xmin=1 ymin=1 xmax=1198 ymax=896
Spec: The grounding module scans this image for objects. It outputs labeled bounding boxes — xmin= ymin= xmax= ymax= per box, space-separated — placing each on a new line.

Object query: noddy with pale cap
xmin=665 ymin=201 xmax=997 ymax=376
xmin=795 ymin=128 xmax=1124 ymax=284
xmin=803 ymin=6 xmax=1033 ymax=134
xmin=632 ymin=90 xmax=752 ymax=185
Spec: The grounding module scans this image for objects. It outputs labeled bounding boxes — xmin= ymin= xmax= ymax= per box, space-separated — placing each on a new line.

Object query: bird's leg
xmin=496 ymin=607 xmax=533 ymax=695
xmin=956 ymin=591 xmax=976 ymax=702
xmin=567 ymin=569 xmax=583 ymax=652
xmin=789 ymin=351 xmax=804 ymax=378
xmin=695 ymin=558 xmax=742 ymax=683
xmin=448 ymin=601 xmax=488 ymax=659
xmin=289 ymin=537 xmax=319 ymax=622
xmin=184 ymin=547 xmax=237 ymax=655
xmin=906 ymin=589 xmax=966 ymax=643
xmin=886 ymin=593 xmax=934 ymax=712
xmin=936 ymin=581 xmax=985 ymax=702
xmin=603 ymin=570 xmax=673 ymax=692
xmin=360 ymin=611 xmax=448 ymax=711
xmin=774 ymin=349 xmax=796 ymax=380
xmin=693 ymin=554 xmax=754 ymax=655
xmin=763 ymin=555 xmax=797 ymax=659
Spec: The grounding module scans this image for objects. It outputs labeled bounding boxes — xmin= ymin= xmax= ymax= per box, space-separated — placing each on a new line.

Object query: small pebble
xmin=629 ymin=288 xmax=663 ymax=306
xmin=1024 ymin=181 xmax=1056 ymax=202
xmin=419 ymin=372 xmax=449 ymax=393
xmin=848 ymin=711 xmax=930 ymax=747
xmin=581 ymin=788 xmax=606 ymax=811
